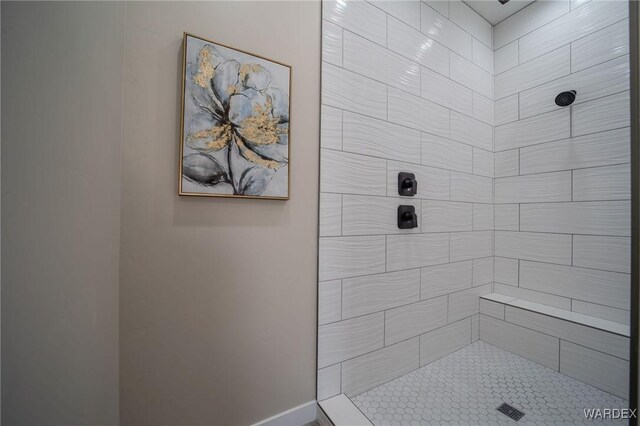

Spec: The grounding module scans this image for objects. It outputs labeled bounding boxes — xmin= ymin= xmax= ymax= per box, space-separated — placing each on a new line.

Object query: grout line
xmin=340 ymin=194 xmax=343 ymax=236
xmin=494 ymin=254 xmax=629 ymax=275
xmin=319 ymin=225 xmax=631 ymax=241
xmin=515 ymin=199 xmax=630 ymax=205
xmin=495 ymin=42 xmax=567 ymax=79
xmin=339 ymin=279 xmax=343 ymax=321
xmin=485 ymin=310 xmax=630 ymax=357
xmin=492 ymin=281 xmax=629 ymax=314
xmin=495 ymin=57 xmax=629 ymax=108
xmin=495 ymin=168 xmax=573 ymax=184
xmin=493 ymin=0 xmax=606 ymax=53
xmin=339 ymin=107 xmax=344 ymax=151
xmin=420 ymin=0 xmax=493 ymax=51
xmin=419 ymin=262 xmax=423 ymax=301
xmin=385 ymin=160 xmax=389 ymax=197
xmin=446 ymin=295 xmax=449 ymax=324
xmin=571 ymin=234 xmax=574 ymax=266
xmin=496 ymin=123 xmax=630 ymax=156
xmin=384 ymin=235 xmax=388 ymax=272
xmin=512 ymin=161 xmax=631 ymax=178
xmin=322 ymin=314 xmax=473 ymax=369
xmin=470 ymin=312 xmax=473 ymax=341
xmin=383 ymin=310 xmax=386 ymax=347
xmin=486 ymin=297 xmax=630 ymax=337
xmin=321 ymin=229 xmax=499 ymax=239
xmin=570 ymin=170 xmax=574 ymax=202
xmin=558 ymin=338 xmax=561 ymax=372
xmin=497 ymin=84 xmax=630 ymax=124
xmin=336 ymin=27 xmax=493 ymax=107
xmin=322 ymin=96 xmax=492 ymax=150
xmin=515 ymin=14 xmax=628 ymax=66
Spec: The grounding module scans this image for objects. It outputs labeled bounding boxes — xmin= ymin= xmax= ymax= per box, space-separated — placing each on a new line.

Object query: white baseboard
xmin=252 ymin=400 xmax=318 ymax=426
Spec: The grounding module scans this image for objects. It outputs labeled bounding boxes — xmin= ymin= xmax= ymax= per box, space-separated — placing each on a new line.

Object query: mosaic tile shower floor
xmin=351 ymin=341 xmax=627 ymax=425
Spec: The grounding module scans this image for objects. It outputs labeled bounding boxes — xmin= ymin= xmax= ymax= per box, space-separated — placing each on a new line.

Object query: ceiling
xmin=463 ymin=0 xmax=536 ymax=25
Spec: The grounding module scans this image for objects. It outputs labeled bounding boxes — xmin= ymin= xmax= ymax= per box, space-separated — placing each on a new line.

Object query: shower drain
xmin=497 ymin=403 xmax=525 ymax=421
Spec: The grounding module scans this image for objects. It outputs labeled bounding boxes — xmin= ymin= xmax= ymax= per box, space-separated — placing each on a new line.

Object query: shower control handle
xmin=398 ymin=205 xmax=418 ymax=229
xmin=398 ymin=172 xmax=417 ymax=196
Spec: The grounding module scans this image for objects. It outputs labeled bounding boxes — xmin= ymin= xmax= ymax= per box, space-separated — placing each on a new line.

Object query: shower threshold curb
xmin=319 ymin=394 xmax=373 ymax=426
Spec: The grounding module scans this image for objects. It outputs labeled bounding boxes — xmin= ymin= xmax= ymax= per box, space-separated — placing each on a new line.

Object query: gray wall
xmin=118 ymin=2 xmax=320 ymax=425
xmin=2 ymin=2 xmax=321 ymax=425
xmin=1 ymin=2 xmax=124 ymax=425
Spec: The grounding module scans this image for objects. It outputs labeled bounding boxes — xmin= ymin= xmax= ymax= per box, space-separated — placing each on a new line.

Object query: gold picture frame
xmin=179 ymin=33 xmax=292 ymax=200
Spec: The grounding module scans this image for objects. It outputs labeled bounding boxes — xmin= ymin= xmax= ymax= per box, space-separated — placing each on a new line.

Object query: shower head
xmin=555 ymin=90 xmax=577 ymax=107
xmin=498 ymin=0 xmax=510 ymax=4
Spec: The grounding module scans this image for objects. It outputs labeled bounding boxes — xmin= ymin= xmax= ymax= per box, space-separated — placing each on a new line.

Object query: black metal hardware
xmin=497 ymin=403 xmax=524 ymax=421
xmin=398 ymin=172 xmax=417 ymax=196
xmin=397 ymin=205 xmax=418 ymax=229
xmin=555 ymin=90 xmax=577 ymax=107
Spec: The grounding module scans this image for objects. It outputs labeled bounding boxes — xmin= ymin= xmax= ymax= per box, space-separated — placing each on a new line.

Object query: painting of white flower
xmin=179 ymin=34 xmax=291 ymax=199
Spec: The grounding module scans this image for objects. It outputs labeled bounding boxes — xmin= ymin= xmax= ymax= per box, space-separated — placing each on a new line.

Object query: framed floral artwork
xmin=179 ymin=33 xmax=291 ymax=199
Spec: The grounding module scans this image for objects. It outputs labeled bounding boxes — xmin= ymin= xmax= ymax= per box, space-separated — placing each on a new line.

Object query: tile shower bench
xmin=479 ymin=293 xmax=630 ymax=400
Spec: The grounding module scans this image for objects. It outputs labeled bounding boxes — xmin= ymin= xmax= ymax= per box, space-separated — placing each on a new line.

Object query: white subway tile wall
xmin=492 ymin=0 xmax=630 ymax=326
xmin=519 ymin=55 xmax=629 ymax=119
xmin=477 ymin=295 xmax=630 ymax=398
xmin=318 ymin=0 xmax=495 ymax=400
xmin=318 ymin=0 xmax=630 ymax=401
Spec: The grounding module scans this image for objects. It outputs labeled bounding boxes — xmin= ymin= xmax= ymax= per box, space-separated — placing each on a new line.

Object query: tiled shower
xmin=317 ymin=0 xmax=631 ymax=423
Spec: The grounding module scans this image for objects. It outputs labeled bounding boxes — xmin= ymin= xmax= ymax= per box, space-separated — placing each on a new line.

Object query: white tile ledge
xmin=319 ymin=394 xmax=373 ymax=426
xmin=481 ymin=293 xmax=516 ymax=304
xmin=480 ymin=293 xmax=630 ymax=337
